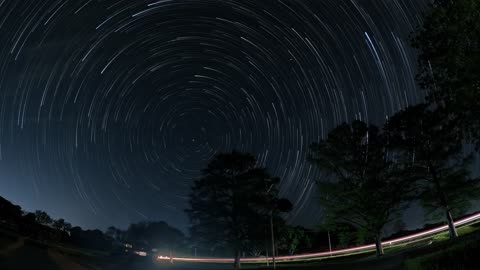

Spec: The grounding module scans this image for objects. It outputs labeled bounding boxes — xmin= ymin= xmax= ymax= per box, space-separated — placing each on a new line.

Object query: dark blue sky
xmin=0 ymin=0 xmax=458 ymax=232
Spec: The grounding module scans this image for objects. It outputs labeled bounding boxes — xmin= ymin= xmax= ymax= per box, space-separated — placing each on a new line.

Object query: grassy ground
xmin=402 ymin=224 xmax=480 ymax=270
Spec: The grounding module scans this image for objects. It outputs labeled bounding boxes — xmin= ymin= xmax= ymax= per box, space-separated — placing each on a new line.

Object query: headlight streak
xmin=157 ymin=212 xmax=480 ymax=263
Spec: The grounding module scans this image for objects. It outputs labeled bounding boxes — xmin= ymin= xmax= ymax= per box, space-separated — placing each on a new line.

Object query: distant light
xmin=157 ymin=255 xmax=170 ymax=260
xmin=134 ymin=251 xmax=148 ymax=257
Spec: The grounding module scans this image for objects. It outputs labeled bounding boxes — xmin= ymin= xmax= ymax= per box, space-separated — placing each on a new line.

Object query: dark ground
xmin=0 ymin=233 xmax=406 ymax=270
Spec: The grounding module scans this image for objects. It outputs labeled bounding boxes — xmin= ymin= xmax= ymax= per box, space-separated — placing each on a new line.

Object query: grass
xmin=255 ymin=220 xmax=480 ymax=270
xmin=404 ymin=236 xmax=480 ymax=270
xmin=403 ymin=223 xmax=480 ymax=270
xmin=430 ymin=222 xmax=480 ymax=242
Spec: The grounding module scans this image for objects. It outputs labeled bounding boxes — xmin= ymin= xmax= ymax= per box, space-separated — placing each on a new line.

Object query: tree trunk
xmin=446 ymin=209 xmax=458 ymax=238
xmin=234 ymin=250 xmax=241 ymax=269
xmin=374 ymin=235 xmax=384 ymax=256
xmin=429 ymin=163 xmax=458 ymax=239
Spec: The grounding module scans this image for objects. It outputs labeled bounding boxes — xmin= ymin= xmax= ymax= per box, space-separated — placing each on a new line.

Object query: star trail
xmin=0 ymin=0 xmax=429 ymax=231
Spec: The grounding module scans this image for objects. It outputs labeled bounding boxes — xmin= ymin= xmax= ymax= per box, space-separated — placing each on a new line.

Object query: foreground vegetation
xmin=403 ymin=223 xmax=480 ymax=270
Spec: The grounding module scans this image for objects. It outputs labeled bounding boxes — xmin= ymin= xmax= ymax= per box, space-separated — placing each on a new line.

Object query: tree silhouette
xmin=123 ymin=221 xmax=186 ymax=254
xmin=386 ymin=104 xmax=480 ymax=238
xmin=186 ymin=151 xmax=287 ymax=269
xmin=0 ymin=196 xmax=22 ymax=221
xmin=34 ymin=210 xmax=53 ymax=226
xmin=412 ymin=0 xmax=480 ymax=148
xmin=70 ymin=226 xmax=112 ymax=251
xmin=308 ymin=121 xmax=415 ymax=256
xmin=52 ymin=218 xmax=72 ymax=233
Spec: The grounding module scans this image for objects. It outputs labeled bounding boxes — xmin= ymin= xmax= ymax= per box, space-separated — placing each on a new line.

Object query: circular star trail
xmin=0 ymin=0 xmax=428 ymax=230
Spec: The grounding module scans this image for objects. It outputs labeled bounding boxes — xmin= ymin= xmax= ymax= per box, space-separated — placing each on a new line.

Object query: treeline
xmin=1 ymin=197 xmax=70 ymax=243
xmin=104 ymin=221 xmax=188 ymax=254
xmin=0 ymin=193 xmax=344 ymax=259
xmin=0 ymin=195 xmax=188 ymax=254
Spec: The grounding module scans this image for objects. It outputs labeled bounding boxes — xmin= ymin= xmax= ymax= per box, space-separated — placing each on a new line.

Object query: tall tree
xmin=186 ymin=151 xmax=287 ymax=269
xmin=308 ymin=121 xmax=414 ymax=256
xmin=412 ymin=0 xmax=480 ymax=147
xmin=386 ymin=104 xmax=480 ymax=238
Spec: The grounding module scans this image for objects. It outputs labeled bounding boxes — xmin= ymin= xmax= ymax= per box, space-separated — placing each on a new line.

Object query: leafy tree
xmin=186 ymin=151 xmax=287 ymax=268
xmin=52 ymin=218 xmax=71 ymax=233
xmin=34 ymin=210 xmax=53 ymax=226
xmin=277 ymin=226 xmax=311 ymax=255
xmin=320 ymin=222 xmax=366 ymax=248
xmin=386 ymin=104 xmax=480 ymax=238
xmin=308 ymin=121 xmax=415 ymax=256
xmin=336 ymin=227 xmax=358 ymax=248
xmin=52 ymin=219 xmax=63 ymax=230
xmin=412 ymin=0 xmax=480 ymax=147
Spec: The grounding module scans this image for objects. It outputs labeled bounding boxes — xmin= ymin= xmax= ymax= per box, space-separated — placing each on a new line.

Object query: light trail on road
xmin=157 ymin=212 xmax=480 ymax=263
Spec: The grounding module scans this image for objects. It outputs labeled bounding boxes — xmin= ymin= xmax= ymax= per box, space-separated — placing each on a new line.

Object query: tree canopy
xmin=277 ymin=225 xmax=311 ymax=255
xmin=413 ymin=0 xmax=480 ymax=147
xmin=52 ymin=218 xmax=72 ymax=233
xmin=386 ymin=104 xmax=480 ymax=237
xmin=34 ymin=210 xmax=53 ymax=226
xmin=308 ymin=120 xmax=415 ymax=255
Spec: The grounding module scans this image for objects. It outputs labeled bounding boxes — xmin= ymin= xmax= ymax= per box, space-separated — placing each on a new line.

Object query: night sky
xmin=0 ymin=0 xmax=433 ymax=232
